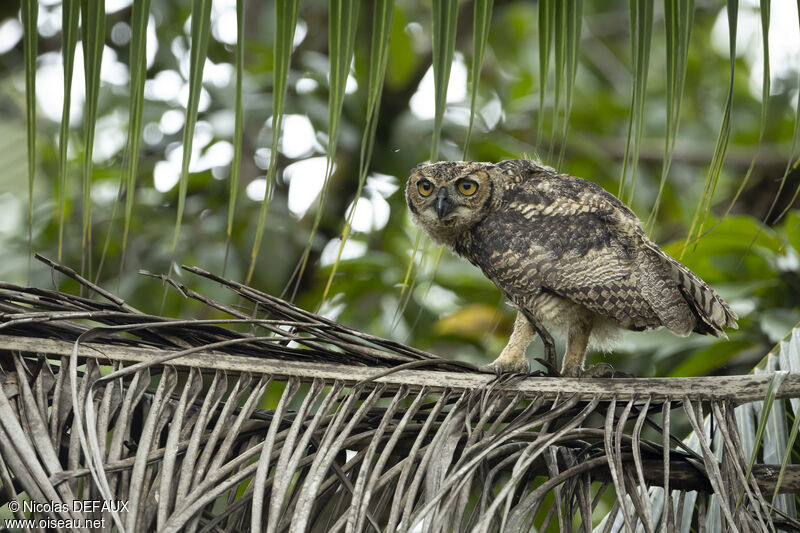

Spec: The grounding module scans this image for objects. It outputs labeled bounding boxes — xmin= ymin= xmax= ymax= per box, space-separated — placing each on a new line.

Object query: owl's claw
xmin=561 ymin=364 xmax=585 ymax=378
xmin=534 ymin=357 xmax=561 ymax=377
xmin=561 ymin=363 xmax=628 ymax=378
xmin=479 ymin=357 xmax=531 ymax=376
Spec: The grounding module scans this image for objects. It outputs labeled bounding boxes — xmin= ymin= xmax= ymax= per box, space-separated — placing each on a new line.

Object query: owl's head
xmin=405 ymin=161 xmax=499 ymax=245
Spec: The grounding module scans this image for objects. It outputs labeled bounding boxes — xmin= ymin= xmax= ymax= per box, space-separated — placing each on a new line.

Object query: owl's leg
xmin=483 ymin=310 xmax=534 ymax=374
xmin=561 ymin=317 xmax=618 ymax=378
xmin=561 ymin=317 xmax=592 ymax=376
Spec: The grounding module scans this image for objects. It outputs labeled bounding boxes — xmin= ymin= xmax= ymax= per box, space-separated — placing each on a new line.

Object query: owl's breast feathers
xmin=456 ymin=163 xmax=737 ymax=337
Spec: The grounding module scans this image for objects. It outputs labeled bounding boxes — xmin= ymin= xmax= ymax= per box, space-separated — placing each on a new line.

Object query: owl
xmin=405 ymin=159 xmax=738 ymax=376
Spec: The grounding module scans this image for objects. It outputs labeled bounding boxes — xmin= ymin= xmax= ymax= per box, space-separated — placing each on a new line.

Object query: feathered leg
xmin=562 ymin=317 xmax=592 ymax=373
xmin=562 ymin=316 xmax=619 ymax=378
xmin=483 ymin=310 xmax=534 ymax=374
xmin=482 ymin=307 xmax=559 ymax=375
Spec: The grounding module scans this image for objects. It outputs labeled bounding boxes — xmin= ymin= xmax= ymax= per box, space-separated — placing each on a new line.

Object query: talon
xmin=483 ymin=357 xmax=530 ymax=375
xmin=561 ymin=364 xmax=584 ymax=378
xmin=604 ymin=364 xmax=636 ymax=378
xmin=478 ymin=362 xmax=501 ymax=376
xmin=590 ymin=362 xmax=615 ymax=377
xmin=535 ymin=357 xmax=561 ymax=377
xmin=562 ymin=363 xmax=620 ymax=378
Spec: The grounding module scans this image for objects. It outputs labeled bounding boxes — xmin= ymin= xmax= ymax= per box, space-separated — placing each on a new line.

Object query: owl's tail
xmin=647 ymin=243 xmax=739 ymax=338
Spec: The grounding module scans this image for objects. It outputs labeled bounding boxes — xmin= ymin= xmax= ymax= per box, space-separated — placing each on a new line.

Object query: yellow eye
xmin=457 ymin=179 xmax=478 ymax=196
xmin=418 ymin=180 xmax=434 ymax=197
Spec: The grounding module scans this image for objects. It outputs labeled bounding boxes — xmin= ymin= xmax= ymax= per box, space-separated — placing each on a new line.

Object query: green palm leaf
xmin=169 ymin=0 xmax=213 ymax=267
xmin=57 ymin=0 xmax=80 ymax=262
xmin=557 ymin=0 xmax=583 ymax=168
xmin=618 ymin=0 xmax=653 ymax=203
xmin=22 ymin=0 xmax=37 ymax=275
xmin=245 ymin=0 xmax=299 ymax=284
xmin=725 ymin=0 xmax=770 ymax=218
xmin=79 ymin=0 xmax=106 ymax=279
xmin=752 ymin=1 xmax=800 ymax=228
xmin=430 ymin=0 xmax=458 ymax=161
xmin=537 ymin=0 xmax=555 ymax=150
xmin=322 ymin=0 xmax=395 ymax=304
xmin=550 ymin=0 xmax=583 ymax=168
xmin=396 ymin=0 xmax=459 ymax=327
xmin=117 ymin=0 xmax=152 ymax=271
xmin=223 ymin=0 xmax=246 ymax=276
xmin=647 ymin=0 xmax=694 ymax=233
xmin=288 ymin=0 xmax=360 ymax=300
xmin=463 ymin=0 xmax=494 ymax=157
xmin=683 ymin=0 xmax=738 ymax=258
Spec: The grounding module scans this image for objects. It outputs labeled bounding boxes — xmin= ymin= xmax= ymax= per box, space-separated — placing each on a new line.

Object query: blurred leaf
xmin=684 ymin=216 xmax=782 ymax=254
xmin=399 ymin=229 xmax=423 ymax=303
xmin=323 ymin=0 xmax=394 ymax=304
xmin=245 ymin=0 xmax=299 ymax=284
xmin=552 ymin=0 xmax=583 ymax=168
xmin=664 ymin=215 xmax=783 ymax=282
xmin=289 ymin=0 xmax=360 ymax=300
xmin=725 ymin=0 xmax=770 ymax=218
xmin=759 ymin=309 xmax=800 ymax=345
xmin=647 ymin=0 xmax=694 ymax=233
xmin=57 ymin=0 xmax=80 ymax=262
xmin=537 ymin=0 xmax=555 ymax=149
xmin=668 ymin=339 xmax=752 ymax=377
xmin=115 ymin=0 xmax=152 ymax=272
xmin=783 ymin=210 xmax=800 ymax=255
xmin=169 ymin=0 xmax=213 ymax=265
xmin=223 ymin=0 xmax=245 ymax=277
xmin=618 ymin=0 xmax=653 ymax=203
xmin=385 ymin=7 xmax=419 ymax=89
xmin=559 ymin=0 xmax=583 ymax=166
xmin=430 ymin=0 xmax=458 ymax=160
xmin=463 ymin=0 xmax=494 ymax=157
xmin=405 ymin=245 xmax=447 ymax=333
xmin=22 ymin=0 xmax=37 ymax=272
xmin=80 ymin=0 xmax=106 ymax=278
xmin=683 ymin=0 xmax=738 ymax=260
xmin=550 ymin=0 xmax=565 ymax=163
xmin=772 ymin=4 xmax=800 ymax=225
xmin=433 ymin=303 xmax=503 ymax=340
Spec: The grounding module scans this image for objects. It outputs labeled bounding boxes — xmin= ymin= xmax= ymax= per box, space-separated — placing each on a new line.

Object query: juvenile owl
xmin=405 ymin=159 xmax=738 ymax=376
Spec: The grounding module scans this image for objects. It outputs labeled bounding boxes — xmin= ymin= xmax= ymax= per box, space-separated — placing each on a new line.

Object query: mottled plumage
xmin=406 ymin=159 xmax=738 ymax=376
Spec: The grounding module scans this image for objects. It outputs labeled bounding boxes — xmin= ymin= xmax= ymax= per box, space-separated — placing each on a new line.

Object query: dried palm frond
xmin=0 ymin=257 xmax=798 ymax=532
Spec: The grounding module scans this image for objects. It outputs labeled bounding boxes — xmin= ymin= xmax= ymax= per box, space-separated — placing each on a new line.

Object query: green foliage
xmin=323 ymin=0 xmax=394 ymax=302
xmin=56 ymin=0 xmax=79 ymax=261
xmin=223 ymin=0 xmax=244 ymax=275
xmin=463 ymin=0 xmax=493 ymax=156
xmin=619 ymin=0 xmax=653 ymax=202
xmin=430 ymin=0 xmax=459 ymax=160
xmin=79 ymin=0 xmax=105 ymax=276
xmin=246 ymin=0 xmax=299 ymax=284
xmin=119 ymin=0 xmax=152 ymax=266
xmin=170 ymin=0 xmax=213 ymax=268
xmin=21 ymin=0 xmax=36 ymax=266
xmin=290 ymin=0 xmax=360 ymax=299
xmin=684 ymin=0 xmax=738 ymax=258
xmin=647 ymin=0 xmax=694 ymax=231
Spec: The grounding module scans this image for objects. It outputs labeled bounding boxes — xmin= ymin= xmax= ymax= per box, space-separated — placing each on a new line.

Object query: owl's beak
xmin=436 ymin=188 xmax=454 ymax=219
